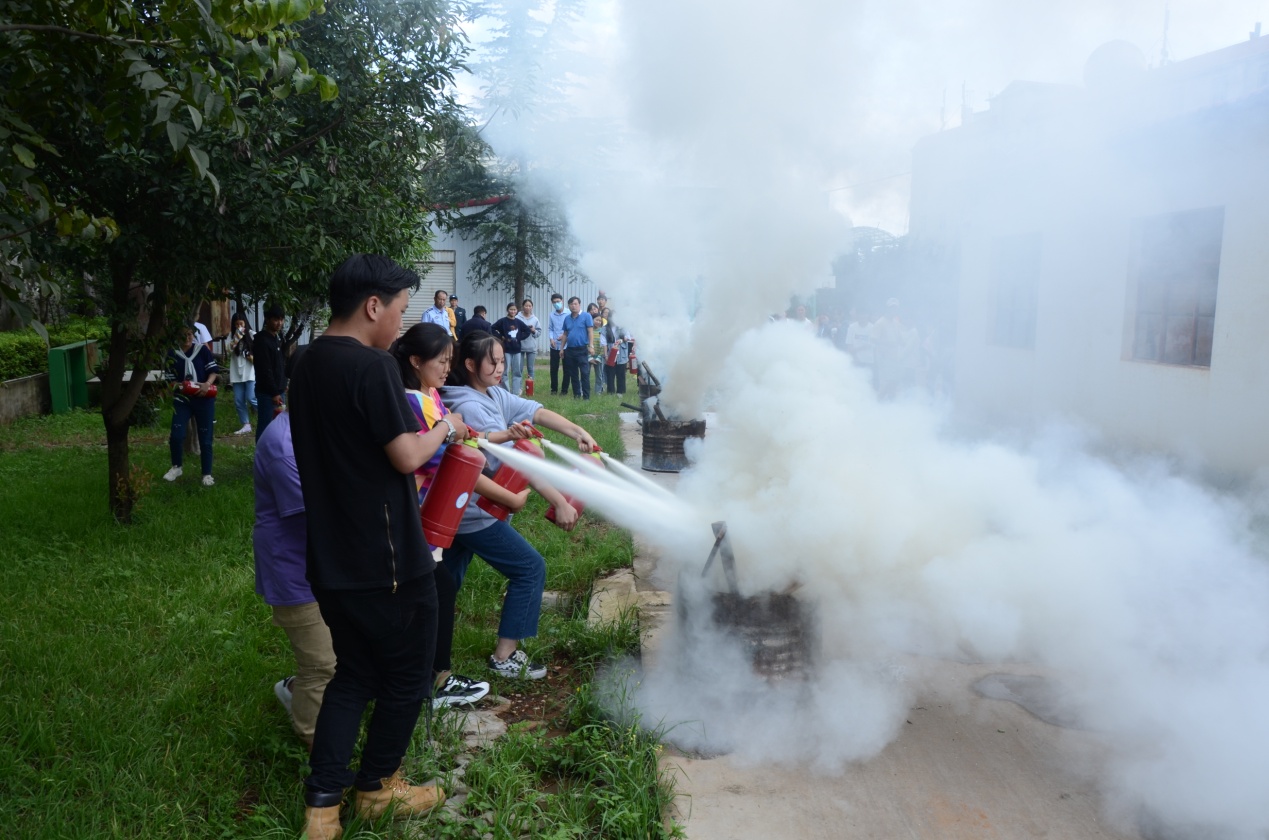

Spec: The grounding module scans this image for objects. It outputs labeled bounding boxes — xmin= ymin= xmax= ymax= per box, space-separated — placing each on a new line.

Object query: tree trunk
xmin=99 ymin=254 xmax=168 ymax=523
xmin=513 ymin=202 xmax=528 ymax=306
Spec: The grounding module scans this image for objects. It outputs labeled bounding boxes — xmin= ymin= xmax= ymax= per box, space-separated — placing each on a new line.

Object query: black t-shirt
xmin=288 ymin=335 xmax=432 ymax=590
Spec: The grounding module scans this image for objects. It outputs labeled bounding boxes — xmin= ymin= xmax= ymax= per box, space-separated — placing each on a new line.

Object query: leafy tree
xmin=5 ymin=0 xmax=468 ymax=521
xmin=0 ymin=0 xmax=335 ymax=332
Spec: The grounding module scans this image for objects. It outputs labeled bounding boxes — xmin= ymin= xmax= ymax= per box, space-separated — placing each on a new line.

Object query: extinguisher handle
xmin=521 ymin=421 xmax=544 ymax=439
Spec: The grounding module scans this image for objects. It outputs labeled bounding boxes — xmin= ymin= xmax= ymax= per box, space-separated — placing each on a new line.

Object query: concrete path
xmin=591 ymin=415 xmax=1143 ymax=840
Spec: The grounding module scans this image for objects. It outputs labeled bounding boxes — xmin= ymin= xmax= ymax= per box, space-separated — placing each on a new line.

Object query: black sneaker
xmin=432 ymin=673 xmax=490 ymax=709
xmin=488 ymin=650 xmax=547 ymax=680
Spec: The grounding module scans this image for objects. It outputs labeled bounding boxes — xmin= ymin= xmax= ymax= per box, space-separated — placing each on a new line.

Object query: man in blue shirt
xmin=547 ymin=292 xmax=567 ymax=395
xmin=421 ymin=290 xmax=451 ymax=336
xmin=560 ymin=295 xmax=593 ymax=400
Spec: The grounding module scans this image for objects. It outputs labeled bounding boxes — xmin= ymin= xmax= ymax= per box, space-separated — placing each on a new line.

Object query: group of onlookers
xmin=545 ymin=290 xmax=634 ymax=399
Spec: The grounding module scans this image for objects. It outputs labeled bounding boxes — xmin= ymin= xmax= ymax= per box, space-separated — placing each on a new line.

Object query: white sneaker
xmin=201 ymin=474 xmax=215 ymax=487
xmin=163 ymin=466 xmax=182 ymax=482
xmin=233 ymin=424 xmax=252 ymax=436
xmin=274 ymin=677 xmax=295 ymax=716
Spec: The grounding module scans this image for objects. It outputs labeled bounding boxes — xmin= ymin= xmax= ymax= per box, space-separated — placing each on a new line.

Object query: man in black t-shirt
xmin=289 ymin=254 xmax=468 ymax=838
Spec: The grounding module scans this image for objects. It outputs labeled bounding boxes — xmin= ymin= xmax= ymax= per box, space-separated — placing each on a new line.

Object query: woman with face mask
xmin=547 ymin=294 xmax=568 ymax=395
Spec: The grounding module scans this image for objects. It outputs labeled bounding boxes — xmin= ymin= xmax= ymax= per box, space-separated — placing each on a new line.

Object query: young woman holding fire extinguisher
xmin=391 ymin=323 xmax=534 ymax=706
xmin=439 ymin=330 xmax=600 ymax=680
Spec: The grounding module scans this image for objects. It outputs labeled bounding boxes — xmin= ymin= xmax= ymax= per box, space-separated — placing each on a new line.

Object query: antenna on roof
xmin=1251 ymin=22 xmax=1262 ymax=40
xmin=1160 ymin=2 xmax=1171 ymax=65
xmin=940 ymin=88 xmax=947 ymax=131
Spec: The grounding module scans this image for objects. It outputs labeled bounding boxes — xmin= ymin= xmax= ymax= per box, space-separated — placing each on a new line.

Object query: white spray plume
xmin=629 ymin=327 xmax=1269 ymax=838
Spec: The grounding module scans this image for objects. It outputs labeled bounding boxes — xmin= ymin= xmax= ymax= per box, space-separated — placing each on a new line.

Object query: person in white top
xmin=514 ymin=298 xmax=541 ymax=395
xmin=228 ymin=312 xmax=257 ymax=435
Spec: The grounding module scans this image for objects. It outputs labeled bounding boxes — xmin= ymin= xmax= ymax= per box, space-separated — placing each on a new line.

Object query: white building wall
xmin=911 ymin=52 xmax=1269 ymax=475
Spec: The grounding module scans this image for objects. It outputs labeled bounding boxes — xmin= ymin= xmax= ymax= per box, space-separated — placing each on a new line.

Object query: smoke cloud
xmin=461 ymin=1 xmax=1269 ymax=836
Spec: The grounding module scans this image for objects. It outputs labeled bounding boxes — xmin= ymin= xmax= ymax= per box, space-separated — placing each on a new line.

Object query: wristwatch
xmin=439 ymin=417 xmax=458 ymax=443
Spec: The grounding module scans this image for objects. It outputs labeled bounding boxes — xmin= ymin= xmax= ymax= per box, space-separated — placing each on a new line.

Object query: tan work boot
xmin=353 ymin=770 xmax=446 ymax=820
xmin=300 ymin=804 xmax=343 ymax=839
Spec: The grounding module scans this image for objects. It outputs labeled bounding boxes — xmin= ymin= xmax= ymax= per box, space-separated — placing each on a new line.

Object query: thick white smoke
xmin=460 ymin=1 xmax=1269 ymax=835
xmin=635 ymin=327 xmax=1269 ymax=837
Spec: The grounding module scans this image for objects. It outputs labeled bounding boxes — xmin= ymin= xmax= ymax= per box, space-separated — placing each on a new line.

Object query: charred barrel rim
xmin=710 ymin=591 xmax=817 ymax=680
xmin=641 ymin=418 xmax=706 ymax=473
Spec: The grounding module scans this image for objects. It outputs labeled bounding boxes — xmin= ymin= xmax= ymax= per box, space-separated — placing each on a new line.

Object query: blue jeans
xmin=443 ymin=520 xmax=545 ymax=641
xmin=255 ymin=393 xmax=282 ymax=441
xmin=501 ymin=350 xmax=523 ymax=395
xmin=232 ymin=380 xmax=256 ymax=425
xmin=520 ymin=350 xmax=536 ymax=393
xmin=169 ymin=395 xmax=215 ymax=475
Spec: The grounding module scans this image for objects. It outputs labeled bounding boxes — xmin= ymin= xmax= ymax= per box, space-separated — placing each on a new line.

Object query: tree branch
xmin=273 ymin=113 xmax=346 ymax=159
xmin=0 ymin=24 xmax=172 ymax=47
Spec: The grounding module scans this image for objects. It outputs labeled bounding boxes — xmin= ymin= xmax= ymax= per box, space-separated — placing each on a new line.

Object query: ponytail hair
xmin=390 ymin=323 xmax=452 ymax=390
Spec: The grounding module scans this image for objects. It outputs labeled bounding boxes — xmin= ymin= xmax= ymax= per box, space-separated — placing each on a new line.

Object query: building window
xmin=989 ymin=232 xmax=1041 ymax=349
xmin=1129 ymin=207 xmax=1223 ymax=368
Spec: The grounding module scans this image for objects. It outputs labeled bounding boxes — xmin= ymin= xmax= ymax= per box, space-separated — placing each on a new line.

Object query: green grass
xmin=0 ymin=379 xmax=677 ymax=839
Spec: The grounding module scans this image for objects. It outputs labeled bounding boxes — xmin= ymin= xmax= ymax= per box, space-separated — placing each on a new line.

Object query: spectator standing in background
xmin=228 ymin=312 xmax=256 ymax=436
xmin=450 ymin=295 xmax=467 ymax=336
xmin=547 ymin=293 xmax=566 ymax=395
xmin=514 ymin=298 xmax=540 ymax=395
xmin=254 ymin=305 xmax=287 ymax=443
xmin=459 ymin=305 xmax=492 ymax=340
xmin=421 ymin=290 xmax=451 ymax=336
xmin=602 ymin=309 xmax=633 ymax=395
xmin=561 ymin=296 xmax=593 ymax=400
xmin=491 ymin=303 xmax=525 ymax=395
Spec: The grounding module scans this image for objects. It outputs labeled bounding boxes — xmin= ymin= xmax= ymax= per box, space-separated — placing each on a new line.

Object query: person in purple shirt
xmin=253 ymin=409 xmax=335 ymax=748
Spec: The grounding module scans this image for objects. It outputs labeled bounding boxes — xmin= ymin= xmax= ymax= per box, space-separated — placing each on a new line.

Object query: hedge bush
xmin=0 ymin=317 xmax=112 ymax=382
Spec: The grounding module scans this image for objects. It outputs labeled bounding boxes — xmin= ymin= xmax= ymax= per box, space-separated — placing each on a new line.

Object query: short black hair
xmin=473 ymin=305 xmax=487 ymax=317
xmin=567 ymin=296 xmax=580 ymax=305
xmin=328 ymin=254 xmax=419 ymax=321
xmin=391 ymin=323 xmax=452 ymax=391
xmin=264 ymin=304 xmax=285 ymax=319
xmin=551 ymin=293 xmax=563 ymax=301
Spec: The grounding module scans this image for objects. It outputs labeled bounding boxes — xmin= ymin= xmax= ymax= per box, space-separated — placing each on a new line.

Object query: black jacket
xmin=255 ymin=330 xmax=287 ymax=397
xmin=452 ymin=305 xmax=467 ymax=333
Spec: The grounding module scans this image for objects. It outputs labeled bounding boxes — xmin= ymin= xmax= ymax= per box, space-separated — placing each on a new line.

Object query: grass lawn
xmin=0 ymin=370 xmax=676 ymax=839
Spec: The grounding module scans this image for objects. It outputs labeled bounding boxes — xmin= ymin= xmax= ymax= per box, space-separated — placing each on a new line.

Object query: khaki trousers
xmin=273 ymin=601 xmax=336 ymax=744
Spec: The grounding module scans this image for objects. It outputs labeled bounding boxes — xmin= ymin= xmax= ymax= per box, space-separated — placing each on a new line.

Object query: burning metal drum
xmin=641 ymin=417 xmax=706 ymax=473
xmin=710 ymin=589 xmax=817 ymax=681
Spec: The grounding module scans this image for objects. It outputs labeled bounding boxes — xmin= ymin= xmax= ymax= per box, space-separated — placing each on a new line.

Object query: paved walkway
xmin=593 ymin=416 xmax=1143 ymax=840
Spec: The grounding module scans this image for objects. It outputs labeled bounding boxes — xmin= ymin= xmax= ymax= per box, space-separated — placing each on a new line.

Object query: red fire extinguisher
xmin=475 ymin=438 xmax=544 ymax=520
xmin=420 ymin=441 xmax=487 ymax=548
xmin=545 ymin=446 xmax=605 ymax=525
xmin=627 ymin=339 xmax=638 ymax=374
xmin=525 ymin=373 xmax=534 ymax=396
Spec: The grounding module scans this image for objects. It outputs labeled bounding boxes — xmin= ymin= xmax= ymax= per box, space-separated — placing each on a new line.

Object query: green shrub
xmin=0 ymin=317 xmax=111 ymax=381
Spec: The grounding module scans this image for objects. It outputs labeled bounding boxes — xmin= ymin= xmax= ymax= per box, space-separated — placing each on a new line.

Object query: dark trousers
xmin=254 ymin=394 xmax=282 ymax=442
xmin=305 ymin=574 xmax=438 ymax=801
xmin=563 ymin=346 xmax=590 ymax=399
xmin=432 ymin=564 xmax=457 ymax=675
xmin=604 ymin=364 xmax=627 ymax=394
xmin=169 ymin=395 xmax=214 ymax=475
xmin=550 ymin=347 xmax=564 ymax=394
